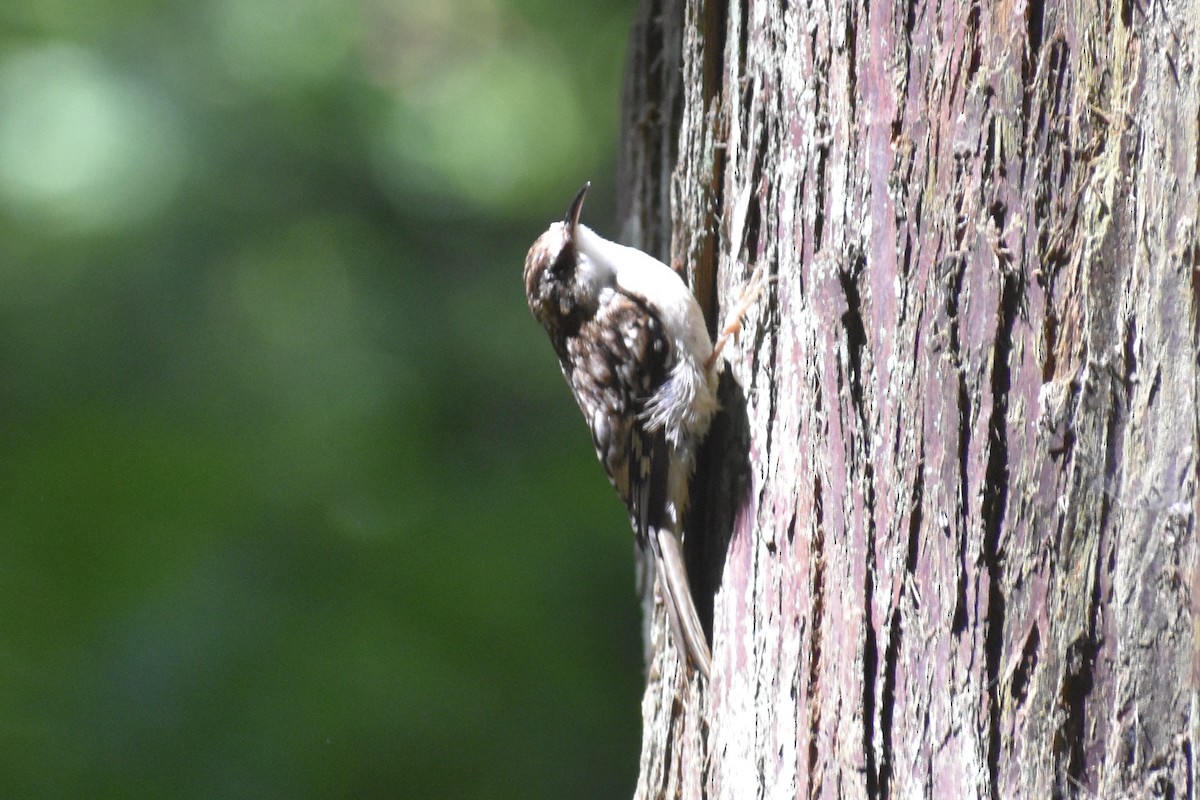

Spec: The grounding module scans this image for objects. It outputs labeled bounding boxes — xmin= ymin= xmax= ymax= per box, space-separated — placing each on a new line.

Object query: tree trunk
xmin=617 ymin=0 xmax=1200 ymax=798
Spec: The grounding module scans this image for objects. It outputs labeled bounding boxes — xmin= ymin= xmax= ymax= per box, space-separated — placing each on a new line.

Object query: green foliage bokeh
xmin=0 ymin=0 xmax=646 ymax=796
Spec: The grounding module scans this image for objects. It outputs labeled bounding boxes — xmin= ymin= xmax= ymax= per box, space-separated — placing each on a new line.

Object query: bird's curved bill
xmin=565 ymin=181 xmax=590 ymax=230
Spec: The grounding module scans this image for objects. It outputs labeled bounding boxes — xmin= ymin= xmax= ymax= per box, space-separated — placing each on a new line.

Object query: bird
xmin=523 ymin=181 xmax=746 ymax=678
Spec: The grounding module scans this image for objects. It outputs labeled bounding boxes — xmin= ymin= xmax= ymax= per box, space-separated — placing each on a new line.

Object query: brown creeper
xmin=523 ymin=182 xmax=722 ymax=678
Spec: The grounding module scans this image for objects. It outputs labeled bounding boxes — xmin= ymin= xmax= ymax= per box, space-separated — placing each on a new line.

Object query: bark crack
xmin=838 ymin=255 xmax=882 ymax=800
xmin=982 ymin=265 xmax=1018 ymax=800
xmin=808 ymin=474 xmax=826 ymax=792
xmin=877 ymin=436 xmax=925 ymax=800
xmin=945 ymin=247 xmax=971 ymax=634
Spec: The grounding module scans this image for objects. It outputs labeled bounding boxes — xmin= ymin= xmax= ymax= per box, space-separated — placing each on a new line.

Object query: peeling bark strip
xmin=618 ymin=0 xmax=1200 ymax=798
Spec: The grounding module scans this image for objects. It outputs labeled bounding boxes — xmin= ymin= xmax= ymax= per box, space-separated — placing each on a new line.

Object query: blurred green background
xmin=0 ymin=0 xmax=648 ymax=796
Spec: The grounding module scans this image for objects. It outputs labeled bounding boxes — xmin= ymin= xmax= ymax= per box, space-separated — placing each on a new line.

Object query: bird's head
xmin=524 ymin=182 xmax=593 ymax=332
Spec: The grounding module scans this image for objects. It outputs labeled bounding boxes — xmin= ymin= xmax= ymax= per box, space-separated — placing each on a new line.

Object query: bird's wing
xmin=562 ymin=291 xmax=670 ymax=542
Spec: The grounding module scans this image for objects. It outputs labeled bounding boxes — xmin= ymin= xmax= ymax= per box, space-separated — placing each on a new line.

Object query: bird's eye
xmin=550 ymin=245 xmax=575 ymax=276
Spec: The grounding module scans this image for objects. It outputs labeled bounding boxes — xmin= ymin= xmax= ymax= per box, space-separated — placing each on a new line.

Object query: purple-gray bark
xmin=618 ymin=0 xmax=1200 ymax=797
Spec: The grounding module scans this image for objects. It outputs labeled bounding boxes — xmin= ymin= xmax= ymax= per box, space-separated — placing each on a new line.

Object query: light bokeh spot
xmin=366 ymin=0 xmax=584 ymax=210
xmin=210 ymin=0 xmax=359 ymax=88
xmin=0 ymin=43 xmax=186 ymax=233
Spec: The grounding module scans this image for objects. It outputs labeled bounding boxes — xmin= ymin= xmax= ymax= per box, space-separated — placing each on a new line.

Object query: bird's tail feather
xmin=654 ymin=527 xmax=712 ymax=679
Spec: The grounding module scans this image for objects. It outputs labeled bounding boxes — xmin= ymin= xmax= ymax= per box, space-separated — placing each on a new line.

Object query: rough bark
xmin=617 ymin=0 xmax=1200 ymax=798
